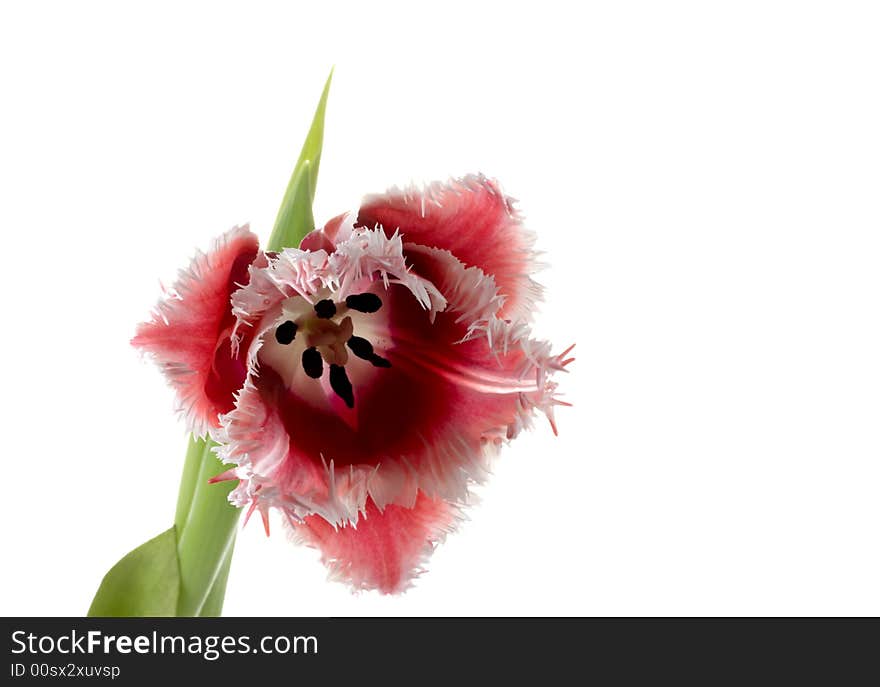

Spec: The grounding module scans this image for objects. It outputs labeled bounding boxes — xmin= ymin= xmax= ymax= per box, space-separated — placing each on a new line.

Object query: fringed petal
xmin=132 ymin=225 xmax=260 ymax=436
xmin=292 ymin=493 xmax=460 ymax=594
xmin=216 ymin=377 xmax=370 ymax=527
xmin=357 ymin=174 xmax=543 ymax=322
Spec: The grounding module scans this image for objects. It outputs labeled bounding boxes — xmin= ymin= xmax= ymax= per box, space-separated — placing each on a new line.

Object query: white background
xmin=1 ymin=1 xmax=878 ymax=616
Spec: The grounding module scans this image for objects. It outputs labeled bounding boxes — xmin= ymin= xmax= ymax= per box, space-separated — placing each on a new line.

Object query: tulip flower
xmin=88 ymin=71 xmax=571 ymax=614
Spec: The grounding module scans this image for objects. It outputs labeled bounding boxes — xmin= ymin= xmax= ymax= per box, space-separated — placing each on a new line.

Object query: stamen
xmin=274 ymin=320 xmax=297 ymax=345
xmin=302 ymin=347 xmax=323 ymax=378
xmin=347 ymin=336 xmax=392 ymax=368
xmin=369 ymin=354 xmax=391 ymax=368
xmin=329 ymin=364 xmax=354 ymax=408
xmin=346 ymin=335 xmax=373 ymax=359
xmin=314 ymin=299 xmax=337 ymax=319
xmin=345 ymin=292 xmax=382 ymax=313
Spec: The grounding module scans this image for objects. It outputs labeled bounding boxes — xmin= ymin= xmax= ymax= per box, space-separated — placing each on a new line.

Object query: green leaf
xmin=267 ymin=68 xmax=333 ymax=252
xmin=88 ymin=527 xmax=180 ymax=617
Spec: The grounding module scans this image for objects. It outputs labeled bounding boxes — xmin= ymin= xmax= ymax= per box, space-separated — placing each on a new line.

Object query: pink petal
xmin=300 ymin=212 xmax=350 ymax=252
xmin=357 ymin=175 xmax=542 ymax=322
xmin=292 ymin=493 xmax=459 ymax=593
xmin=132 ymin=226 xmax=260 ymax=435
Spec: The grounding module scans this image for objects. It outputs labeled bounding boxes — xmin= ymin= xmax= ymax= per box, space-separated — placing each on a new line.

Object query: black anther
xmin=329 ymin=364 xmax=354 ymax=408
xmin=347 ymin=336 xmax=391 ymax=368
xmin=346 ymin=335 xmax=374 ymax=360
xmin=345 ymin=292 xmax=382 ymax=313
xmin=369 ymin=354 xmax=391 ymax=368
xmin=301 ymin=347 xmax=323 ymax=378
xmin=314 ymin=299 xmax=337 ymax=319
xmin=274 ymin=320 xmax=297 ymax=345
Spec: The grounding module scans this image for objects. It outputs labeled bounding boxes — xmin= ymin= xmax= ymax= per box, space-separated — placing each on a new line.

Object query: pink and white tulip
xmin=134 ymin=175 xmax=572 ymax=593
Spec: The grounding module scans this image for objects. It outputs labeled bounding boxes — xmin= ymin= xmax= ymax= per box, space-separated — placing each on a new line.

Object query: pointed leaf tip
xmin=268 ymin=69 xmax=334 ymax=252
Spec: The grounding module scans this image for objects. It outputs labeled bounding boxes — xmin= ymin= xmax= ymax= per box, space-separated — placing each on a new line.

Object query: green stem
xmin=174 ymin=437 xmax=241 ymax=617
xmin=174 ymin=435 xmax=207 ymax=533
xmin=199 ymin=537 xmax=236 ymax=617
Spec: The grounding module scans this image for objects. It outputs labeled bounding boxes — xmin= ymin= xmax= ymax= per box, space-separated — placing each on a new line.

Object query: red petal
xmin=357 ymin=175 xmax=541 ymax=321
xmin=132 ymin=226 xmax=259 ymax=435
xmin=293 ymin=493 xmax=457 ymax=593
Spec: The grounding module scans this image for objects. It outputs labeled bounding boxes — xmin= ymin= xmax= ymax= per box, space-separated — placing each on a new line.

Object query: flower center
xmin=271 ymin=292 xmax=391 ymax=408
